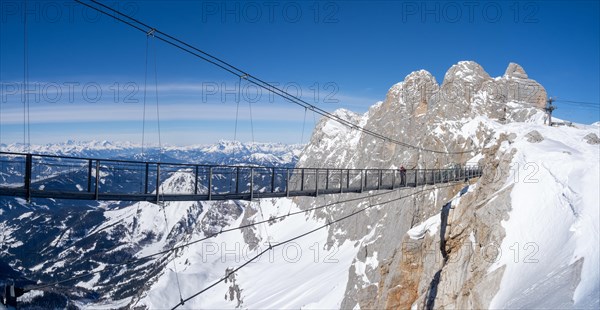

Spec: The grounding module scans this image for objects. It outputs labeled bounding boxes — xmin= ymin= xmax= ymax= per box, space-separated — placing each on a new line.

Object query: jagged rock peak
xmin=386 ymin=70 xmax=436 ymax=94
xmin=504 ymin=62 xmax=528 ymax=79
xmin=330 ymin=107 xmax=362 ymax=121
xmin=405 ymin=69 xmax=436 ymax=81
xmin=442 ymin=60 xmax=492 ymax=85
xmin=383 ymin=68 xmax=439 ymax=112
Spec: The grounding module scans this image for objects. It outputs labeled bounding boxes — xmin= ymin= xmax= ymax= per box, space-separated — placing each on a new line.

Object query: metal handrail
xmin=0 ymin=151 xmax=483 ymax=202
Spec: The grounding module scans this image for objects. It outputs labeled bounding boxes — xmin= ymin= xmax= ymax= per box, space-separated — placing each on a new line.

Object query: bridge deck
xmin=0 ymin=151 xmax=482 ymax=202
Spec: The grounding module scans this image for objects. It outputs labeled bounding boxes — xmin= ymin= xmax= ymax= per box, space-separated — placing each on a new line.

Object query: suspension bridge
xmin=0 ymin=0 xmax=484 ymax=204
xmin=0 ymin=0 xmax=487 ymax=308
xmin=0 ymin=151 xmax=482 ymax=202
xmin=0 ymin=0 xmax=594 ymax=210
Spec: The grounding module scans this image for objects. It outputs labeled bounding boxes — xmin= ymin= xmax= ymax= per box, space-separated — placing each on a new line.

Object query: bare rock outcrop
xmin=525 ymin=130 xmax=544 ymax=143
xmin=583 ymin=132 xmax=600 ymax=145
xmin=505 ymin=62 xmax=528 ymax=79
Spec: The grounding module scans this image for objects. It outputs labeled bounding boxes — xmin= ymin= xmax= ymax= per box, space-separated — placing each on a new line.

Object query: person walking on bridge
xmin=400 ymin=166 xmax=407 ymax=187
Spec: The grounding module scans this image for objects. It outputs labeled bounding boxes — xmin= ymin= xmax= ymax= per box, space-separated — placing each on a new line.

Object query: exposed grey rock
xmin=429 ymin=135 xmax=517 ymax=309
xmin=525 ymin=130 xmax=544 ymax=143
xmin=200 ymin=201 xmax=243 ymax=236
xmin=504 ymin=62 xmax=528 ymax=79
xmin=583 ymin=132 xmax=600 ymax=145
xmin=239 ymin=203 xmax=261 ymax=250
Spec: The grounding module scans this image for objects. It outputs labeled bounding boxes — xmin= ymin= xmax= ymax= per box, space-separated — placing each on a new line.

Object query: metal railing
xmin=0 ymin=151 xmax=483 ymax=202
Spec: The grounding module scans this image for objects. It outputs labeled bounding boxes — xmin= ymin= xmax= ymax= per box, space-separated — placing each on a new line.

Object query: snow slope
xmin=135 ymin=198 xmax=361 ymax=309
xmin=487 ymin=121 xmax=600 ymax=308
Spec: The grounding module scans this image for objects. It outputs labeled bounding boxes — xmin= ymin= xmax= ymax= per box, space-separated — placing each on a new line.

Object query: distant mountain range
xmin=0 ymin=140 xmax=304 ymax=167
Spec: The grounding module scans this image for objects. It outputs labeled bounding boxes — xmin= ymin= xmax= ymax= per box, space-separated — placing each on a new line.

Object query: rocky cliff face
xmin=298 ymin=61 xmax=546 ymax=172
xmin=292 ymin=60 xmax=596 ymax=309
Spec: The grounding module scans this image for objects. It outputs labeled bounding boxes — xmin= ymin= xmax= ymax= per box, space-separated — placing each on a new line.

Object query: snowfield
xmin=136 ymin=198 xmax=360 ymax=309
xmin=486 ymin=119 xmax=599 ymax=309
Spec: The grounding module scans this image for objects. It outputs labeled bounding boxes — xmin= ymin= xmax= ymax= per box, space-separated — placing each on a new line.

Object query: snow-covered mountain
xmin=1 ymin=140 xmax=303 ymax=167
xmin=1 ymin=61 xmax=599 ymax=309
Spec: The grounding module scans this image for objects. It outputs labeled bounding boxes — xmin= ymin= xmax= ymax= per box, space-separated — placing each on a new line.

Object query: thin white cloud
xmin=0 ymin=95 xmax=378 ymax=125
xmin=0 ymin=102 xmax=307 ymax=124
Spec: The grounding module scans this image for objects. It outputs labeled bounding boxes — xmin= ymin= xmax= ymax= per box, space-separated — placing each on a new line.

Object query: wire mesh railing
xmin=0 ymin=151 xmax=483 ymax=202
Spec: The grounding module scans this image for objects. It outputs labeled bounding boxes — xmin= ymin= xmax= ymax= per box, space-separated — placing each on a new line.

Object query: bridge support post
xmin=24 ymin=154 xmax=32 ymax=202
xmin=300 ymin=169 xmax=305 ymax=192
xmin=346 ymin=170 xmax=350 ymax=190
xmin=250 ymin=168 xmax=254 ymax=201
xmin=156 ymin=164 xmax=161 ymax=203
xmin=95 ymin=160 xmax=100 ymax=200
xmin=325 ymin=169 xmax=329 ymax=191
xmin=378 ymin=169 xmax=382 ymax=190
xmin=340 ymin=169 xmax=343 ymax=194
xmin=360 ymin=170 xmax=364 ymax=193
xmin=87 ymin=159 xmax=93 ymax=192
xmin=271 ymin=168 xmax=275 ymax=193
xmin=414 ymin=169 xmax=417 ymax=187
xmin=144 ymin=163 xmax=149 ymax=194
xmin=208 ymin=167 xmax=213 ymax=201
xmin=286 ymin=168 xmax=290 ymax=197
xmin=236 ymin=167 xmax=240 ymax=194
xmin=194 ymin=165 xmax=199 ymax=195
xmin=315 ymin=168 xmax=319 ymax=197
xmin=391 ymin=170 xmax=395 ymax=189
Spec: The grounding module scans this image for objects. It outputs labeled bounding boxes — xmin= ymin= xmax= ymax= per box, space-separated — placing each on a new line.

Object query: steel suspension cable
xmin=73 ymin=0 xmax=476 ymax=155
xmin=159 ymin=202 xmax=185 ymax=305
xmin=248 ymin=100 xmax=255 ymax=144
xmin=152 ymin=35 xmax=163 ymax=161
xmin=300 ymin=107 xmax=308 ymax=144
xmin=141 ymin=35 xmax=149 ymax=160
xmin=23 ymin=0 xmax=30 ymax=151
xmin=170 ymin=182 xmax=462 ymax=309
xmin=233 ymin=76 xmax=241 ymax=142
xmin=28 ymin=187 xmax=410 ymax=291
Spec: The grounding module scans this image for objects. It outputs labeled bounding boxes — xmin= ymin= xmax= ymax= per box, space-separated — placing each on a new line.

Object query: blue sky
xmin=0 ymin=0 xmax=599 ymax=146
